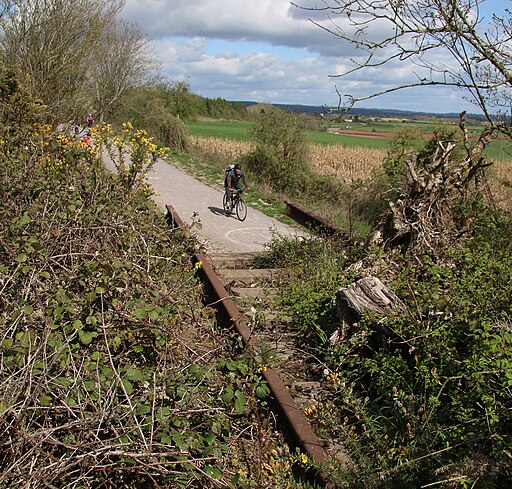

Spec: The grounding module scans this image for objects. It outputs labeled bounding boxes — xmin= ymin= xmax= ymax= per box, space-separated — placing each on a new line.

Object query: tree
xmin=294 ymin=1 xmax=511 ymax=131
xmin=116 ymin=83 xmax=188 ymax=151
xmin=0 ymin=1 xmax=14 ymax=19
xmin=293 ymin=0 xmax=512 ymax=251
xmin=0 ymin=0 xmax=124 ymax=122
xmin=0 ymin=0 xmax=158 ymax=125
xmin=91 ymin=19 xmax=159 ymax=121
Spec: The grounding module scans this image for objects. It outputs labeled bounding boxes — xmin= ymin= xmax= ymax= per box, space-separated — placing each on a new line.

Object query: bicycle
xmin=223 ymin=188 xmax=248 ymax=221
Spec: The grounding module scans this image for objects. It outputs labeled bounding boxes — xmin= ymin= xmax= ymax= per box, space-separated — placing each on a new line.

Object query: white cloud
xmin=120 ymin=0 xmax=487 ymax=113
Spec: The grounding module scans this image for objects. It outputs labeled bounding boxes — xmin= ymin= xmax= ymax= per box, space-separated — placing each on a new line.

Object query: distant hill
xmin=234 ymin=100 xmax=486 ymax=122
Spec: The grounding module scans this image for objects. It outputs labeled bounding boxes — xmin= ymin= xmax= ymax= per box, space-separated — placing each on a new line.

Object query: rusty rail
xmin=285 ymin=200 xmax=350 ymax=239
xmin=165 ymin=204 xmax=331 ymax=485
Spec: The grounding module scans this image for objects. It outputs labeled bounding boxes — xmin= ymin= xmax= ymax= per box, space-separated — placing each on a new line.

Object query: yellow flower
xmin=194 ymin=261 xmax=203 ymax=270
xmin=301 ymin=454 xmax=308 ymax=465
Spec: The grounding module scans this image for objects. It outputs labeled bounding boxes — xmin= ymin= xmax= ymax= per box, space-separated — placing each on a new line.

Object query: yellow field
xmin=189 ymin=135 xmax=387 ymax=182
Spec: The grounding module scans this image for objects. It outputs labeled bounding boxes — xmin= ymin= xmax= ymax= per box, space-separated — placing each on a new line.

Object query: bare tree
xmin=293 ymin=0 xmax=512 ymax=250
xmin=294 ymin=1 xmax=511 ymax=131
xmin=0 ymin=0 xmax=124 ymax=122
xmin=90 ymin=20 xmax=160 ymax=121
xmin=0 ymin=1 xmax=14 ymax=19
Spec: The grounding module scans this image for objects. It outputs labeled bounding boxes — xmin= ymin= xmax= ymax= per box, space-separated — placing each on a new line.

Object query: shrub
xmin=0 ymin=70 xmax=300 ymax=488
xmin=246 ymin=108 xmax=311 ymax=195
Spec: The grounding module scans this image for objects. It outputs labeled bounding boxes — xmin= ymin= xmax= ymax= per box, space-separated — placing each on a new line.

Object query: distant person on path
xmin=225 ymin=163 xmax=249 ymax=209
xmin=86 ymin=114 xmax=94 ymax=127
xmin=82 ymin=132 xmax=93 ymax=147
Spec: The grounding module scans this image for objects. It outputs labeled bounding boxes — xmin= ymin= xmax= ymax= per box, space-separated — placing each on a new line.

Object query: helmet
xmin=234 ymin=163 xmax=241 ymax=170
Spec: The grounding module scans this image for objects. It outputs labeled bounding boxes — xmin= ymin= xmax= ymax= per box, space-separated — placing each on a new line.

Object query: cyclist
xmin=225 ymin=163 xmax=250 ymax=210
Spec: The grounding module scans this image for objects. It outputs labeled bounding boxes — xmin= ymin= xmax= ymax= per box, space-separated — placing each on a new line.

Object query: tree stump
xmin=331 ymin=276 xmax=405 ymax=345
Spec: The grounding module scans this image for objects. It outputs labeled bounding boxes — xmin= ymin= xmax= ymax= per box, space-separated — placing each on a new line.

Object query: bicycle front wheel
xmin=236 ymin=197 xmax=247 ymax=221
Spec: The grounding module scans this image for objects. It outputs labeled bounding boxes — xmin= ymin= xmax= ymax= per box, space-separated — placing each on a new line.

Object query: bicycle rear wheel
xmin=236 ymin=197 xmax=247 ymax=221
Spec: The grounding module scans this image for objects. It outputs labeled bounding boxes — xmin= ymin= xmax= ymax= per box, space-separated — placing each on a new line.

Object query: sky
xmin=120 ymin=0 xmax=509 ymax=114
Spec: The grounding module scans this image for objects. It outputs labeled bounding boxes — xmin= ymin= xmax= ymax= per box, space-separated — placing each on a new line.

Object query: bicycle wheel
xmin=236 ymin=197 xmax=248 ymax=221
xmin=222 ymin=192 xmax=231 ymax=214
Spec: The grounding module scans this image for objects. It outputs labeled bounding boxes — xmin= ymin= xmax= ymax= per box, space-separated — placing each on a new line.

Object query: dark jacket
xmin=226 ymin=169 xmax=248 ymax=189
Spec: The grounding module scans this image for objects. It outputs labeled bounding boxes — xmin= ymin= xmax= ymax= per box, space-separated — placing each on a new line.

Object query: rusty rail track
xmin=165 ymin=203 xmax=339 ymax=486
xmin=284 ymin=200 xmax=350 ymax=240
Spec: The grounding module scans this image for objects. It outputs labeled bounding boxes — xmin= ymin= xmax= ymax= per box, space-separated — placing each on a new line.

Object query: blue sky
xmin=121 ymin=0 xmax=510 ymax=114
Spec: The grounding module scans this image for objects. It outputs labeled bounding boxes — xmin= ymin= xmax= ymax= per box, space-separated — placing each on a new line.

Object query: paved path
xmin=104 ymin=154 xmax=307 ymax=253
xmin=149 ymin=160 xmax=308 ymax=252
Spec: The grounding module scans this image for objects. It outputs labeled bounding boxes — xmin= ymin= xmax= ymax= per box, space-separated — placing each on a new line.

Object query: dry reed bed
xmin=189 ymin=135 xmax=512 ymax=205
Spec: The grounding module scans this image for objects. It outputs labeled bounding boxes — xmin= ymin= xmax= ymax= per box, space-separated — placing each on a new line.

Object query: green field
xmin=186 ymin=120 xmax=392 ymax=148
xmin=186 ymin=120 xmax=253 ymax=141
xmin=185 ymin=119 xmax=511 ymax=159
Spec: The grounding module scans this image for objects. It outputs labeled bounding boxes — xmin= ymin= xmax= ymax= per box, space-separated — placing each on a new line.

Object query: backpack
xmin=224 ymin=164 xmax=235 ymax=187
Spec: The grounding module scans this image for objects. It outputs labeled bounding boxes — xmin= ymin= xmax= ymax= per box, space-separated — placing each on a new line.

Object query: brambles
xmin=0 ymin=70 xmax=306 ymax=488
xmin=266 ymin=207 xmax=512 ymax=487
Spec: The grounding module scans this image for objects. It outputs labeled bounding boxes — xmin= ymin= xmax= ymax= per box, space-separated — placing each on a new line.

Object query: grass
xmin=186 ymin=119 xmax=391 ymax=148
xmin=307 ymin=130 xmax=392 ymax=149
xmin=185 ymin=119 xmax=510 ymax=157
xmin=186 ymin=120 xmax=253 ymax=141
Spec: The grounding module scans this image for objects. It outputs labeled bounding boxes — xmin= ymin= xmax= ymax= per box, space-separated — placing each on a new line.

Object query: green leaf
xmin=78 ymin=330 xmax=95 ymax=345
xmin=255 ymin=385 xmax=268 ymax=399
xmin=171 ymin=432 xmax=189 ymax=452
xmin=18 ymin=213 xmax=32 ymax=226
xmin=15 ymin=253 xmax=28 ymax=263
xmin=125 ymin=367 xmax=144 ymax=381
xmin=136 ymin=404 xmax=151 ymax=415
xmin=73 ymin=319 xmax=83 ymax=330
xmin=91 ymin=351 xmax=102 ymax=361
xmin=23 ymin=304 xmax=33 ymax=314
xmin=133 ymin=308 xmax=148 ymax=319
xmin=65 ymin=397 xmax=78 ymax=407
xmin=175 ymin=384 xmax=186 ymax=400
xmin=148 ymin=310 xmax=159 ymax=321
xmin=234 ymin=391 xmax=246 ymax=414
xmin=203 ymin=466 xmax=223 ymax=480
xmin=222 ymin=387 xmax=234 ymax=404
xmin=85 ymin=315 xmax=98 ymax=325
xmin=0 ymin=338 xmax=14 ymax=349
xmin=39 ymin=395 xmax=52 ymax=405
xmin=122 ymin=379 xmax=134 ymax=395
